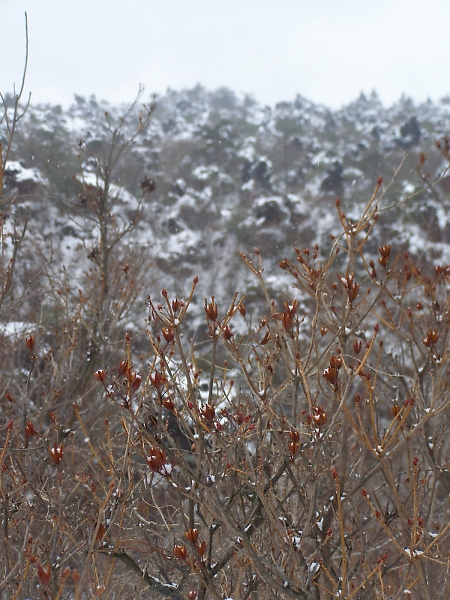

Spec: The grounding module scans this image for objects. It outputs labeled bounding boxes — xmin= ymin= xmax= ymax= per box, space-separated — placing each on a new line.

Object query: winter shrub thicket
xmin=3 ymin=52 xmax=450 ymax=600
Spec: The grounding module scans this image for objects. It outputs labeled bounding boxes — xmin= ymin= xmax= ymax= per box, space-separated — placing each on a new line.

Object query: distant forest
xmin=4 ymin=88 xmax=450 ymax=289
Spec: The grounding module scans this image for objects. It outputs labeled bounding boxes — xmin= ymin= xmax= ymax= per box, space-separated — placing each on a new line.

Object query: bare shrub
xmin=2 ymin=156 xmax=450 ymax=599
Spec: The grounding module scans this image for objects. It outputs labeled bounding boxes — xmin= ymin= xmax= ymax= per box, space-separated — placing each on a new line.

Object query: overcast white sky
xmin=2 ymin=0 xmax=450 ymax=109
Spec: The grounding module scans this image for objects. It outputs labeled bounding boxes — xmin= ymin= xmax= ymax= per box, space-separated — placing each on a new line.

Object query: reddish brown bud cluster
xmin=130 ymin=372 xmax=141 ymax=391
xmin=185 ymin=528 xmax=198 ymax=543
xmin=260 ymin=330 xmax=270 ymax=345
xmin=294 ymin=247 xmax=305 ymax=264
xmin=279 ymin=258 xmax=290 ymax=271
xmin=171 ymin=298 xmax=183 ymax=313
xmin=25 ymin=335 xmax=35 ymax=352
xmin=95 ymin=521 xmax=106 ymax=544
xmin=49 ymin=444 xmax=64 ymax=465
xmin=25 ymin=421 xmax=38 ymax=447
xmin=435 ymin=265 xmax=450 ymax=278
xmin=275 ymin=300 xmax=298 ymax=333
xmin=162 ymin=327 xmax=174 ymax=342
xmin=200 ymin=404 xmax=215 ymax=428
xmin=196 ymin=540 xmax=207 ymax=558
xmin=288 ymin=429 xmax=300 ymax=457
xmin=233 ymin=411 xmax=252 ymax=426
xmin=378 ymin=245 xmax=391 ymax=268
xmin=173 ymin=544 xmax=188 ymax=561
xmin=330 ymin=356 xmax=342 ymax=369
xmin=323 ymin=355 xmax=342 ymax=391
xmin=94 ymin=370 xmax=107 ymax=385
xmin=323 ymin=367 xmax=338 ymax=389
xmin=26 ymin=421 xmax=38 ymax=437
xmin=423 ymin=330 xmax=439 ymax=347
xmin=184 ymin=528 xmax=207 ymax=559
xmin=37 ymin=561 xmax=51 ymax=586
xmin=146 ymin=447 xmax=173 ymax=477
xmin=312 ymin=406 xmax=327 ymax=427
xmin=118 ymin=360 xmax=130 ymax=376
xmin=204 ymin=296 xmax=218 ymax=322
xmin=150 ymin=371 xmax=167 ymax=391
xmin=223 ymin=325 xmax=233 ymax=341
xmin=117 ymin=361 xmax=141 ymax=391
xmin=369 ymin=260 xmax=377 ymax=279
xmin=353 ymin=339 xmax=362 ymax=354
xmin=392 ymin=404 xmax=401 ymax=419
xmin=342 ymin=273 xmax=360 ymax=305
xmin=162 ymin=398 xmax=175 ymax=411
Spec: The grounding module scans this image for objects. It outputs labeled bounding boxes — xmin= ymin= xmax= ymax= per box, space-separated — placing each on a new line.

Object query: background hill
xmin=4 ymin=88 xmax=450 ymax=311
